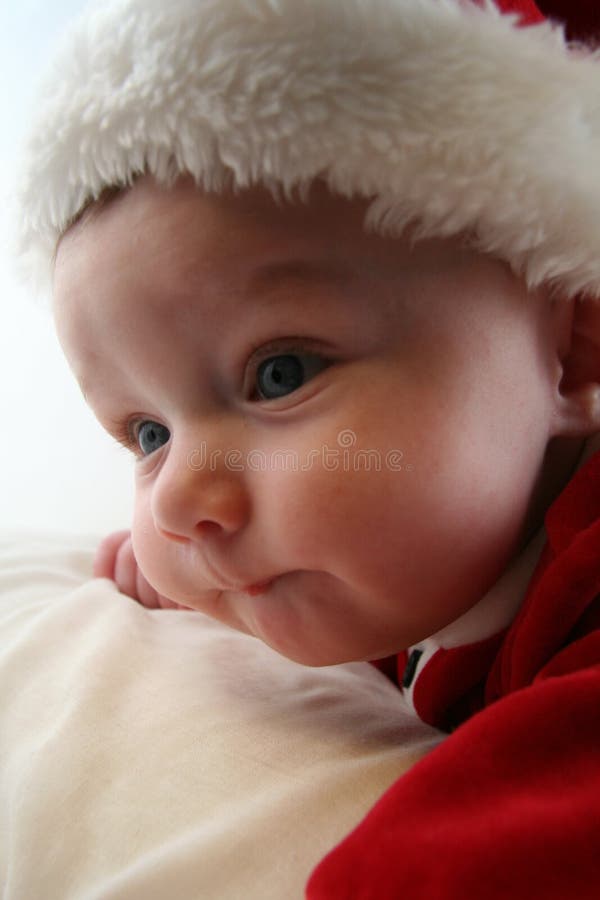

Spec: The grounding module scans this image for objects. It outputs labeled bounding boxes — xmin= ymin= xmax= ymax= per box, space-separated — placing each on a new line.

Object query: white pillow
xmin=0 ymin=533 xmax=443 ymax=900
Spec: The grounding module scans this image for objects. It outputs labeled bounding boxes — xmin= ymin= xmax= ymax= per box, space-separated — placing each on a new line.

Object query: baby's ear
xmin=552 ymin=295 xmax=600 ymax=438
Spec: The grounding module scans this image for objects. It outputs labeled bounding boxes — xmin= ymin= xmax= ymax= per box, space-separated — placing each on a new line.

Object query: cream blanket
xmin=0 ymin=533 xmax=442 ymax=900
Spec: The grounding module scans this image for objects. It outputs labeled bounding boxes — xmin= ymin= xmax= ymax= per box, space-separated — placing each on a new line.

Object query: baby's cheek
xmin=261 ymin=460 xmax=367 ymax=563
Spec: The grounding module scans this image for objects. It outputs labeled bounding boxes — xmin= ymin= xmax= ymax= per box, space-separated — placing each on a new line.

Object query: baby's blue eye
xmin=256 ymin=353 xmax=327 ymax=400
xmin=136 ymin=421 xmax=170 ymax=456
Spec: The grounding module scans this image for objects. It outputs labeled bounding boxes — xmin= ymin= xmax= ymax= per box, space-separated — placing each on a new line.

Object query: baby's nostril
xmin=194 ymin=520 xmax=223 ymax=537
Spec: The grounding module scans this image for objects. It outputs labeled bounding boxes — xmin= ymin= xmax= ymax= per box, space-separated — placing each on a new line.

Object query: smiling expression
xmin=53 ymin=176 xmax=565 ymax=665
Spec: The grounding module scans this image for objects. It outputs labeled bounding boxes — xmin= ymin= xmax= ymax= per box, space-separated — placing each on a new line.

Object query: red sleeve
xmin=306 ymin=664 xmax=600 ymax=900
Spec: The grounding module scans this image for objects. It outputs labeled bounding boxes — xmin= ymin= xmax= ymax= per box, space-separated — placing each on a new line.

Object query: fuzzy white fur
xmin=13 ymin=0 xmax=600 ymax=299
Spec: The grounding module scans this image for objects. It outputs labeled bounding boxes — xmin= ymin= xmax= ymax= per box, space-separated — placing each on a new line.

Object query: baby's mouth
xmin=243 ymin=579 xmax=274 ymax=596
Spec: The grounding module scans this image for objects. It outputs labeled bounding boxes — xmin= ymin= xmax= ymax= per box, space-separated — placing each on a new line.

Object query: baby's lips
xmin=243 ymin=579 xmax=273 ymax=596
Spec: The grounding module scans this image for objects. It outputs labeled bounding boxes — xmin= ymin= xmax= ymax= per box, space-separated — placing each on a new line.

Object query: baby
xmin=55 ymin=174 xmax=597 ymax=665
xmin=16 ymin=0 xmax=600 ymax=897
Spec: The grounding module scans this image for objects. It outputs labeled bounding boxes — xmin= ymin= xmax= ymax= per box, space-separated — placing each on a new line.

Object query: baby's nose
xmin=150 ymin=437 xmax=251 ymax=542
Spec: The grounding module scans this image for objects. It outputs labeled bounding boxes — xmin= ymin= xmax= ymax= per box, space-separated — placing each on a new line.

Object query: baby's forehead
xmin=55 ymin=176 xmax=534 ymax=391
xmin=60 ymin=176 xmax=489 ymax=301
xmin=55 ymin=181 xmax=527 ymax=400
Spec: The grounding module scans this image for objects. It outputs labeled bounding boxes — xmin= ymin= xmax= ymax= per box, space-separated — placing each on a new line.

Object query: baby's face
xmin=53 ymin=177 xmax=559 ymax=665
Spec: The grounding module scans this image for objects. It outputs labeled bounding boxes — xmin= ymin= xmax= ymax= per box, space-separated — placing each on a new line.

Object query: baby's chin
xmin=142 ymin=566 xmax=432 ymax=665
xmin=200 ymin=570 xmax=409 ymax=667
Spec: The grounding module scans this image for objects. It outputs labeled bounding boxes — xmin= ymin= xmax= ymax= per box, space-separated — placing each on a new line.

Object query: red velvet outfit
xmin=307 ymin=450 xmax=600 ymax=899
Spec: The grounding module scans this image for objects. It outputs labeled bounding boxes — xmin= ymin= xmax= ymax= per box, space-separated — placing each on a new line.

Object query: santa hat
xmin=13 ymin=0 xmax=600 ymax=299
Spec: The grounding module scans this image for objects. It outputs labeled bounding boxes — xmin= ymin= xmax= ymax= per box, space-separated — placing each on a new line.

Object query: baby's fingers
xmin=93 ymin=529 xmax=131 ymax=580
xmin=95 ymin=529 xmax=187 ymax=610
xmin=113 ymin=535 xmax=141 ymax=602
xmin=119 ymin=539 xmax=181 ymax=609
xmin=134 ymin=564 xmax=164 ymax=609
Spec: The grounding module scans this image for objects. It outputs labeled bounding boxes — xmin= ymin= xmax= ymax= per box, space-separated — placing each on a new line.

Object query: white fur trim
xmin=12 ymin=0 xmax=600 ymax=300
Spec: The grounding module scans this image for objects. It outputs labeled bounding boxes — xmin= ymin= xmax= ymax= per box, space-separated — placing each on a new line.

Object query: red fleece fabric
xmin=306 ymin=452 xmax=600 ymax=899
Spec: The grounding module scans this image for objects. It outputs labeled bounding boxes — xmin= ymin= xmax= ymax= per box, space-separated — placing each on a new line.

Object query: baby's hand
xmin=94 ymin=530 xmax=186 ymax=610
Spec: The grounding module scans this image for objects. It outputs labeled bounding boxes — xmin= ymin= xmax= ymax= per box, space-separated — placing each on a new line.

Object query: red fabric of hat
xmin=538 ymin=0 xmax=600 ymax=43
xmin=490 ymin=0 xmax=600 ymax=43
xmin=494 ymin=0 xmax=545 ymax=25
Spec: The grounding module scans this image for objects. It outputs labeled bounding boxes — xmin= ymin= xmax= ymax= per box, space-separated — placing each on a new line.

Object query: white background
xmin=0 ymin=1 xmax=133 ymax=534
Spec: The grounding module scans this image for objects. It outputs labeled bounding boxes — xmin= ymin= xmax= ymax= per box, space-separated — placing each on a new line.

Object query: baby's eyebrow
xmin=246 ymin=257 xmax=354 ymax=299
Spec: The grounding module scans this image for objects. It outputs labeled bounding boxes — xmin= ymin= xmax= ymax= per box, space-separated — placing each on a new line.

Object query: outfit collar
xmin=401 ymin=434 xmax=600 ymax=726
